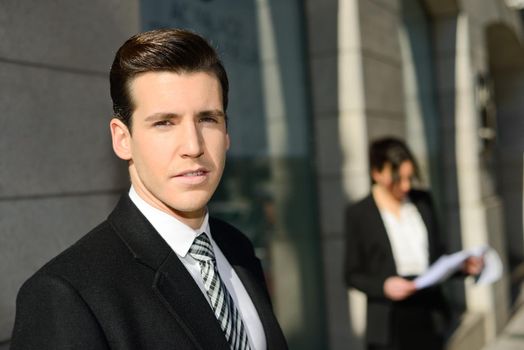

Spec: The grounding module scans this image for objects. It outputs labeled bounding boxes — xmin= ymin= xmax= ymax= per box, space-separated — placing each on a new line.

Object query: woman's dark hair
xmin=369 ymin=137 xmax=420 ymax=184
xmin=110 ymin=28 xmax=229 ymax=129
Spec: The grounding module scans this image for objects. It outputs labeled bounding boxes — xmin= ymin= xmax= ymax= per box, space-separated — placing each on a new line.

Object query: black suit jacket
xmin=11 ymin=195 xmax=287 ymax=350
xmin=344 ymin=190 xmax=447 ymax=345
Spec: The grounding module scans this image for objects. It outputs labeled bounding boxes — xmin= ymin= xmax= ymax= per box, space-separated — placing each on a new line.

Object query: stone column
xmin=0 ymin=1 xmax=139 ymax=347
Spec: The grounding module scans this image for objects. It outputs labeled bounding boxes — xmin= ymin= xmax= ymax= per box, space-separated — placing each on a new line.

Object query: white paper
xmin=476 ymin=247 xmax=503 ymax=285
xmin=414 ymin=245 xmax=501 ymax=289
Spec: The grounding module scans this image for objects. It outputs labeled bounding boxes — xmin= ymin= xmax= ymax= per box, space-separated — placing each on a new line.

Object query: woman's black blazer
xmin=344 ymin=190 xmax=447 ymax=345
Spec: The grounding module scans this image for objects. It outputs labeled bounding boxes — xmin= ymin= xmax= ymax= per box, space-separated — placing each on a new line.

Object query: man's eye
xmin=200 ymin=117 xmax=218 ymax=123
xmin=154 ymin=120 xmax=173 ymax=127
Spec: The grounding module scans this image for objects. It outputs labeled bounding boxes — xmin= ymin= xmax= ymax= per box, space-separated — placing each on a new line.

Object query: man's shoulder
xmin=210 ymin=216 xmax=250 ymax=241
xmin=209 ymin=216 xmax=244 ymax=237
xmin=209 ymin=217 xmax=256 ymax=256
xmin=24 ymin=219 xmax=127 ymax=289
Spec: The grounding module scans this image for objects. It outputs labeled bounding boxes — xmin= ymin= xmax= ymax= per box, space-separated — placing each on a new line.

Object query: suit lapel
xmin=210 ymin=219 xmax=287 ymax=349
xmin=154 ymin=252 xmax=230 ymax=350
xmin=367 ymin=195 xmax=397 ymax=275
xmin=410 ymin=192 xmax=440 ymax=263
xmin=108 ymin=195 xmax=229 ymax=350
xmin=233 ymin=265 xmax=287 ymax=349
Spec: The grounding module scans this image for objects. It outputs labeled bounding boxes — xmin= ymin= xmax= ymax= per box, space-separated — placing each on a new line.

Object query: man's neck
xmin=129 ymin=185 xmax=206 ymax=230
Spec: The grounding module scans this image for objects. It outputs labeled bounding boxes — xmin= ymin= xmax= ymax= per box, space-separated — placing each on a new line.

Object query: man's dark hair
xmin=369 ymin=137 xmax=420 ymax=184
xmin=110 ymin=28 xmax=229 ymax=129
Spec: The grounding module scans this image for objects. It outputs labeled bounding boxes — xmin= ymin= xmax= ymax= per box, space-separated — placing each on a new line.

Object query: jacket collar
xmin=108 ymin=194 xmax=172 ymax=270
xmin=107 ymin=194 xmax=230 ymax=349
xmin=210 ymin=218 xmax=288 ymax=349
xmin=107 ymin=194 xmax=287 ymax=349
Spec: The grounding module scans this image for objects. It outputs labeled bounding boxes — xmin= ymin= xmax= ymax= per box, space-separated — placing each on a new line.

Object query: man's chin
xmin=164 ymin=200 xmax=209 ymax=217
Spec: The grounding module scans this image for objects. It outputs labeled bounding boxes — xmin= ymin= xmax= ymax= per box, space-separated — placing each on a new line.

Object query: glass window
xmin=141 ymin=1 xmax=326 ymax=348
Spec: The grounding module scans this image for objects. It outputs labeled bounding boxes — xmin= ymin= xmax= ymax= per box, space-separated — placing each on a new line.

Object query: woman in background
xmin=344 ymin=137 xmax=482 ymax=350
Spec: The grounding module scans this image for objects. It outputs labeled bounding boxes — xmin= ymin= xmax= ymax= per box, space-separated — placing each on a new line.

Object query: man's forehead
xmin=128 ymin=71 xmax=221 ymax=96
xmin=128 ymin=71 xmax=224 ymax=117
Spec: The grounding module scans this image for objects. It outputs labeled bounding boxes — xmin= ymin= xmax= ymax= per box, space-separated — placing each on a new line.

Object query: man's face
xmin=110 ymin=71 xmax=229 ymax=228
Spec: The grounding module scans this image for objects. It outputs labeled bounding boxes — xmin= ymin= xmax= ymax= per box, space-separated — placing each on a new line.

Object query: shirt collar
xmin=128 ymin=186 xmax=210 ymax=258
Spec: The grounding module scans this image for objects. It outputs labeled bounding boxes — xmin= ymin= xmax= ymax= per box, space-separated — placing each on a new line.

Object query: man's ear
xmin=110 ymin=118 xmax=132 ymax=160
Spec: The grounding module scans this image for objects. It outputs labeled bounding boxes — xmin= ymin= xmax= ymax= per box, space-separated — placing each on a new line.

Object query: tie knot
xmin=189 ymin=233 xmax=216 ymax=263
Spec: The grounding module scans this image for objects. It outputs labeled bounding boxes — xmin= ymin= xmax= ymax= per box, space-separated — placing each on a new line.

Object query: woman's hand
xmin=463 ymin=256 xmax=484 ymax=276
xmin=383 ymin=276 xmax=417 ymax=301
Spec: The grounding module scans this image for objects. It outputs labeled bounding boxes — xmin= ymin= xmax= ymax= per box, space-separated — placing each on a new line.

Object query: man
xmin=11 ymin=29 xmax=287 ymax=350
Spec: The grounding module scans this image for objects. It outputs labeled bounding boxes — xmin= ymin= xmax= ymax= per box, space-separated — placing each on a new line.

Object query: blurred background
xmin=2 ymin=0 xmax=524 ymax=349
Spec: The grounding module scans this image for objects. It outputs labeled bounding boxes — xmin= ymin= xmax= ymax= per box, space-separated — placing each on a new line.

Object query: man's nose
xmin=181 ymin=122 xmax=204 ymax=158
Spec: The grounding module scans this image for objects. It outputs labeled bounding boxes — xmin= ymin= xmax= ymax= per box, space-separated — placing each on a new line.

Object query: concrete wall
xmin=306 ymin=0 xmax=405 ymax=349
xmin=305 ymin=0 xmax=353 ymax=348
xmin=0 ymin=1 xmax=139 ymax=347
xmin=488 ymin=21 xmax=524 ymax=308
xmin=306 ymin=0 xmax=524 ymax=349
xmin=2 ymin=1 xmax=523 ymax=349
xmin=430 ymin=0 xmax=521 ymax=343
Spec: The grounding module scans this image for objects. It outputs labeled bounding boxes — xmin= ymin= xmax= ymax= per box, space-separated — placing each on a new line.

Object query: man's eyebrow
xmin=144 ymin=110 xmax=225 ymax=122
xmin=198 ymin=109 xmax=226 ymax=118
xmin=144 ymin=112 xmax=179 ymax=122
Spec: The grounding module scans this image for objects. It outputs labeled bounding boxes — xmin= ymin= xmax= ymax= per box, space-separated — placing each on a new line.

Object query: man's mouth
xmin=175 ymin=167 xmax=209 ymax=176
xmin=180 ymin=170 xmax=207 ymax=177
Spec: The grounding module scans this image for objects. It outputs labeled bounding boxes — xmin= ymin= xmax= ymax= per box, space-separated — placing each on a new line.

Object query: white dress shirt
xmin=380 ymin=200 xmax=429 ymax=276
xmin=129 ymin=187 xmax=266 ymax=350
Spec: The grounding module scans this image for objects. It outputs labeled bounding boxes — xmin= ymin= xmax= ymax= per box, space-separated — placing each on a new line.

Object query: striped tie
xmin=189 ymin=233 xmax=251 ymax=350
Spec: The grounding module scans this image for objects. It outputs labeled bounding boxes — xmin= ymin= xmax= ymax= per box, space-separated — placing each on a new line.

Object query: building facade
xmin=1 ymin=1 xmax=524 ymax=349
xmin=308 ymin=0 xmax=524 ymax=349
